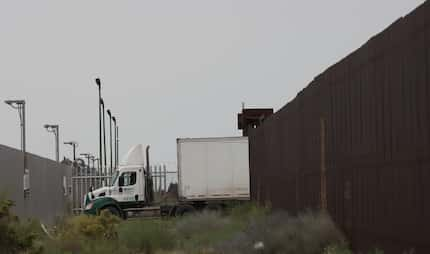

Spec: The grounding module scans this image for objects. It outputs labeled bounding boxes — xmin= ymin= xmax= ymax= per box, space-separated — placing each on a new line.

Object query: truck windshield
xmin=110 ymin=171 xmax=119 ymax=186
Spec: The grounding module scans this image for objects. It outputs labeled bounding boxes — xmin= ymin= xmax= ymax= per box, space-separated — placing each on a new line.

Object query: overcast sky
xmin=0 ymin=0 xmax=424 ymax=169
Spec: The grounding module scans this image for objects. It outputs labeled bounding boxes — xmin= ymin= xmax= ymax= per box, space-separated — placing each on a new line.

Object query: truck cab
xmin=84 ymin=145 xmax=152 ymax=218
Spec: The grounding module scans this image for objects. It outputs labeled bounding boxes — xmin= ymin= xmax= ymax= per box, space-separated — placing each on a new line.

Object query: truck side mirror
xmin=119 ymin=176 xmax=124 ymax=187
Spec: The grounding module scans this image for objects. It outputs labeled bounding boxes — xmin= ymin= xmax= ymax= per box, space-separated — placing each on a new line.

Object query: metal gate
xmin=70 ymin=165 xmax=110 ymax=214
xmin=70 ymin=163 xmax=177 ymax=214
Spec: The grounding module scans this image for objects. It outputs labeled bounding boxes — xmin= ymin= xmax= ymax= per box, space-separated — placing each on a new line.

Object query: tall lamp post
xmin=4 ymin=100 xmax=26 ymax=165
xmin=100 ymin=98 xmax=107 ymax=176
xmin=107 ymin=109 xmax=113 ymax=176
xmin=112 ymin=116 xmax=117 ymax=169
xmin=44 ymin=124 xmax=60 ymax=162
xmin=116 ymin=125 xmax=119 ymax=168
xmin=4 ymin=100 xmax=28 ymax=196
xmin=64 ymin=141 xmax=78 ymax=161
xmin=95 ymin=78 xmax=102 ymax=174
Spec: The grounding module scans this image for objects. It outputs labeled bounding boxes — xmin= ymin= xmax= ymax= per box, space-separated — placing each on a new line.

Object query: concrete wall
xmin=0 ymin=144 xmax=72 ymax=225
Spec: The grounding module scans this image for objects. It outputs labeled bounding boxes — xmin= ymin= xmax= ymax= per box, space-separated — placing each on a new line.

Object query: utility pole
xmin=44 ymin=124 xmax=60 ymax=162
xmin=116 ymin=125 xmax=119 ymax=167
xmin=64 ymin=141 xmax=78 ymax=161
xmin=100 ymin=98 xmax=107 ymax=176
xmin=112 ymin=116 xmax=117 ymax=169
xmin=107 ymin=109 xmax=113 ymax=176
xmin=4 ymin=100 xmax=28 ymax=196
xmin=95 ymin=78 xmax=102 ymax=173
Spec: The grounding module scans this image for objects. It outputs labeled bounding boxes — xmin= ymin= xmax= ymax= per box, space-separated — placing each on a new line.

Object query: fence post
xmin=163 ymin=164 xmax=167 ymax=193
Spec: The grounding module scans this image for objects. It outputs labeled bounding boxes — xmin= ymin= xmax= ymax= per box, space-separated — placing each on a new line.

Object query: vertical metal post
xmin=101 ymin=99 xmax=107 ymax=176
xmin=64 ymin=142 xmax=78 ymax=162
xmin=116 ymin=125 xmax=119 ymax=167
xmin=21 ymin=103 xmax=26 ymax=172
xmin=112 ymin=117 xmax=117 ymax=169
xmin=153 ymin=166 xmax=157 ymax=193
xmin=55 ymin=127 xmax=60 ymax=162
xmin=72 ymin=144 xmax=76 ymax=161
xmin=44 ymin=125 xmax=59 ymax=162
xmin=95 ymin=78 xmax=102 ymax=176
xmin=21 ymin=103 xmax=28 ymax=199
xmin=4 ymin=100 xmax=27 ymax=192
xmin=163 ymin=164 xmax=167 ymax=193
xmin=107 ymin=110 xmax=113 ymax=176
xmin=159 ymin=165 xmax=162 ymax=193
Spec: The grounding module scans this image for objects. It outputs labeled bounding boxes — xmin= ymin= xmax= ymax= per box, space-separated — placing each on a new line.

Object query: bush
xmin=216 ymin=210 xmax=347 ymax=254
xmin=229 ymin=202 xmax=269 ymax=223
xmin=58 ymin=210 xmax=120 ymax=241
xmin=117 ymin=219 xmax=176 ymax=254
xmin=43 ymin=210 xmax=121 ymax=253
xmin=175 ymin=211 xmax=243 ymax=251
xmin=0 ymin=197 xmax=42 ymax=254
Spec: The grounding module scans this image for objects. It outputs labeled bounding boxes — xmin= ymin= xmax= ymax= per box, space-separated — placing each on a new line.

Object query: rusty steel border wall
xmin=248 ymin=2 xmax=430 ymax=253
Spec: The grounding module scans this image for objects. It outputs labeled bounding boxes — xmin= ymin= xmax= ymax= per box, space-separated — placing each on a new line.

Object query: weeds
xmin=175 ymin=211 xmax=243 ymax=251
xmin=0 ymin=196 xmax=399 ymax=254
xmin=216 ymin=210 xmax=347 ymax=254
xmin=118 ymin=219 xmax=176 ymax=254
xmin=0 ymin=196 xmax=42 ymax=254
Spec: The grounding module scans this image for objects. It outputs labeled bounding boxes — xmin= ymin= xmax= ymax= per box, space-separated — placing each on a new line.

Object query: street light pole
xmin=100 ymin=98 xmax=107 ymax=176
xmin=116 ymin=125 xmax=119 ymax=168
xmin=64 ymin=141 xmax=78 ymax=161
xmin=107 ymin=109 xmax=113 ymax=176
xmin=112 ymin=116 xmax=117 ymax=169
xmin=95 ymin=78 xmax=102 ymax=173
xmin=5 ymin=100 xmax=28 ymax=196
xmin=44 ymin=124 xmax=60 ymax=162
xmin=5 ymin=100 xmax=26 ymax=167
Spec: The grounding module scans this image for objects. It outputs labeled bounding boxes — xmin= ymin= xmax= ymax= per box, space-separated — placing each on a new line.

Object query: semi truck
xmin=83 ymin=136 xmax=250 ymax=218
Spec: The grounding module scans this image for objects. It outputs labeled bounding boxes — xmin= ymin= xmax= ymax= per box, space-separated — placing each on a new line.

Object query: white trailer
xmin=177 ymin=137 xmax=250 ymax=202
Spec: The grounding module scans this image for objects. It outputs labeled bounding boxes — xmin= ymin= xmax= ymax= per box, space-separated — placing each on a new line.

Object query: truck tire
xmin=101 ymin=206 xmax=122 ymax=218
xmin=175 ymin=204 xmax=196 ymax=217
xmin=205 ymin=203 xmax=222 ymax=213
xmin=168 ymin=206 xmax=177 ymax=217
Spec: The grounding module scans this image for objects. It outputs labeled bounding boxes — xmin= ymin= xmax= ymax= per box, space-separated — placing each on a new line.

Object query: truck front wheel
xmin=100 ymin=206 xmax=122 ymax=219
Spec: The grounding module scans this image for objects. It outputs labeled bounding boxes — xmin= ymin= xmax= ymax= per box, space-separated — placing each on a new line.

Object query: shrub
xmin=58 ymin=210 xmax=120 ymax=241
xmin=118 ymin=219 xmax=176 ymax=254
xmin=229 ymin=202 xmax=269 ymax=223
xmin=0 ymin=197 xmax=42 ymax=254
xmin=175 ymin=211 xmax=243 ymax=251
xmin=216 ymin=210 xmax=347 ymax=254
xmin=44 ymin=210 xmax=121 ymax=253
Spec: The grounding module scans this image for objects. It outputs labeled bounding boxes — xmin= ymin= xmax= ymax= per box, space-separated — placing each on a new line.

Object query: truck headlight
xmin=85 ymin=202 xmax=93 ymax=210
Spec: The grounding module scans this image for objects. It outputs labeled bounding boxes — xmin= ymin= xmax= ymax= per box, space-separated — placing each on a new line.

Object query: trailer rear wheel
xmin=175 ymin=204 xmax=195 ymax=216
xmin=205 ymin=203 xmax=222 ymax=213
